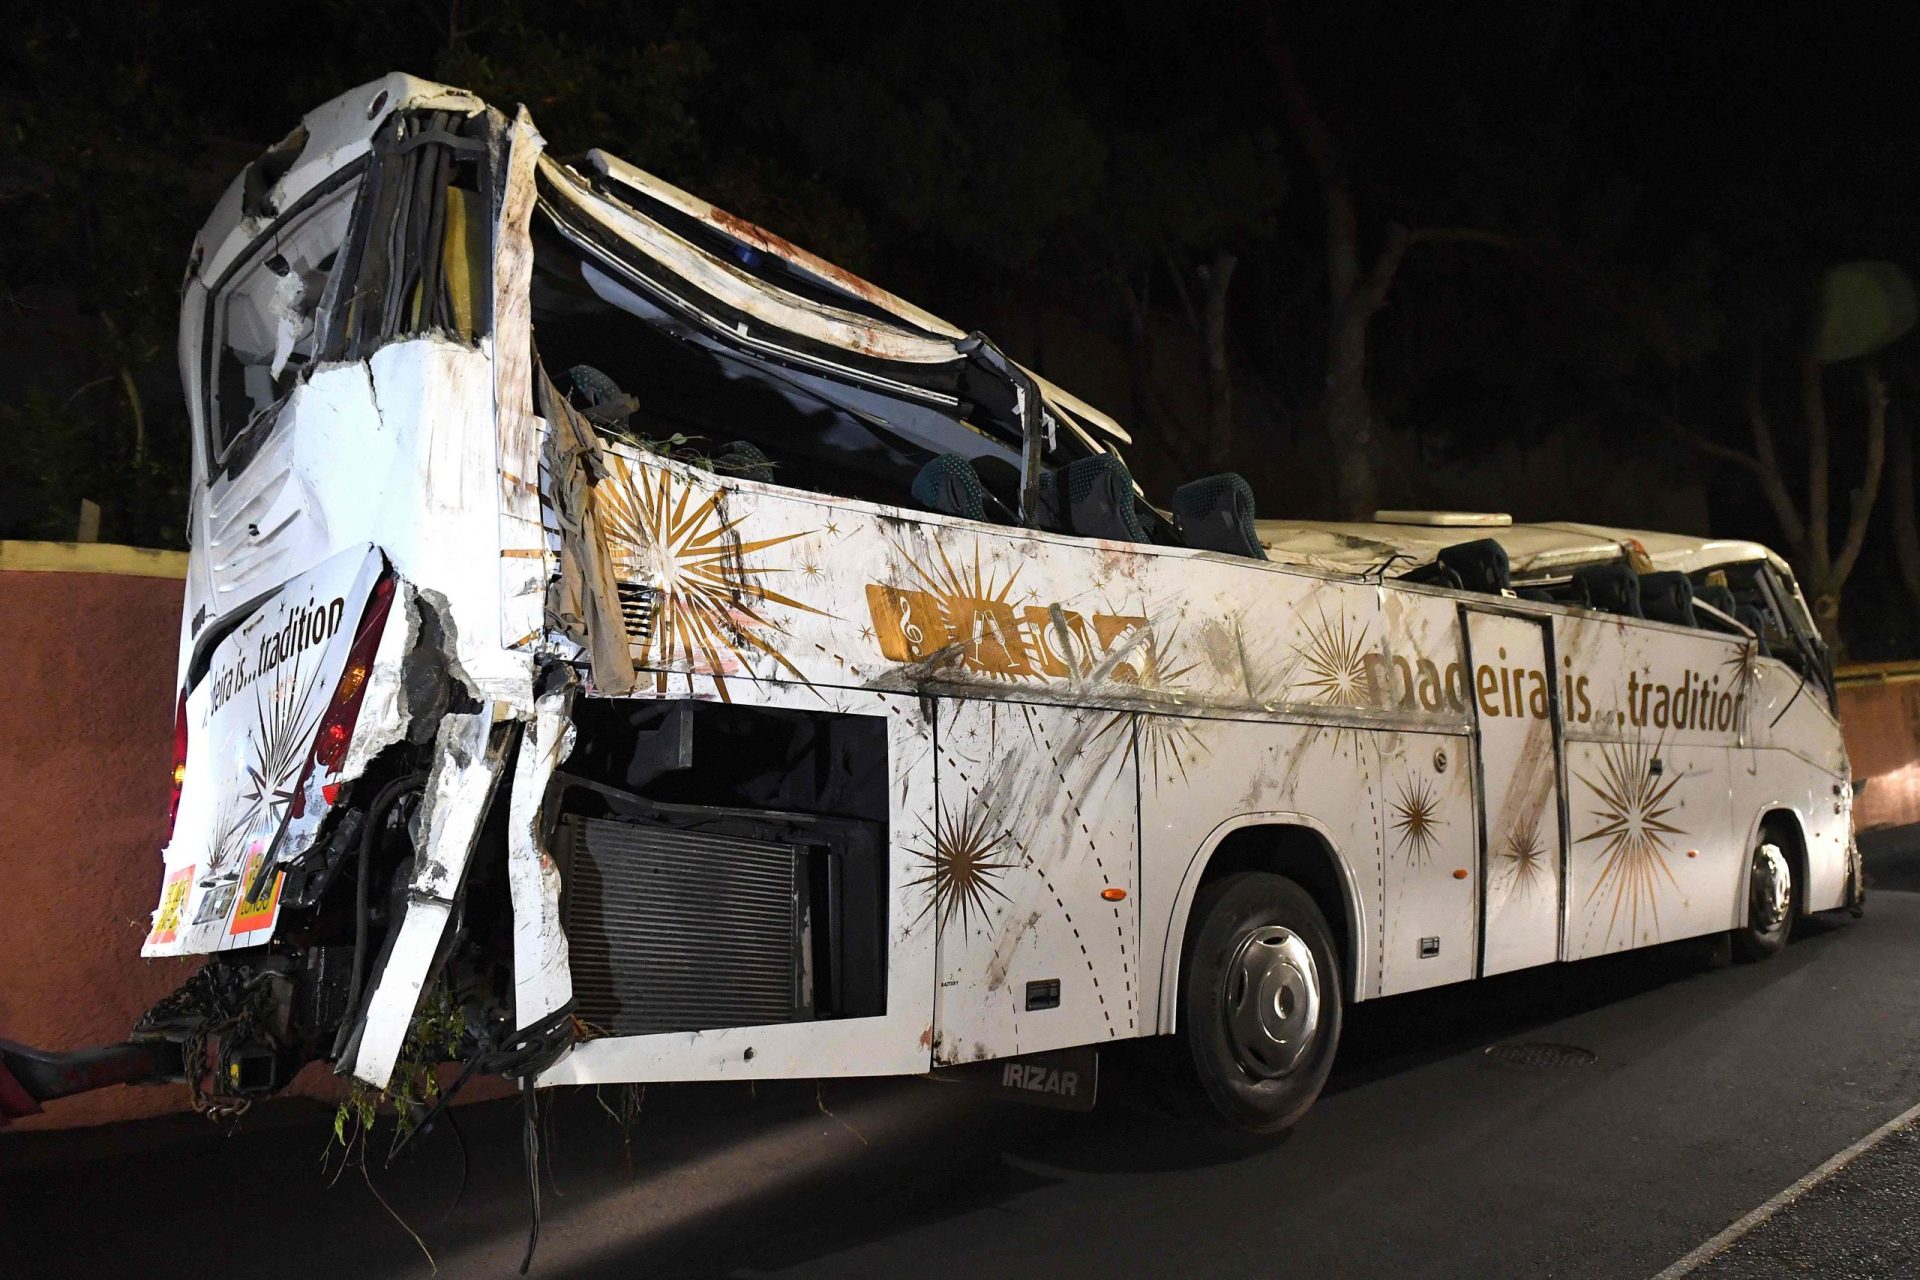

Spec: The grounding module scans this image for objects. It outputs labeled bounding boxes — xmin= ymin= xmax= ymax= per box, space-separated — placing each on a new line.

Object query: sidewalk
xmin=1684 ymin=1116 xmax=1920 ymax=1278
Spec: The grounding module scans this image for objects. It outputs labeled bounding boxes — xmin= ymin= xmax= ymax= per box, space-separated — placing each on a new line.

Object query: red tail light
xmin=164 ymin=689 xmax=190 ymax=844
xmin=298 ymin=575 xmax=397 ymax=810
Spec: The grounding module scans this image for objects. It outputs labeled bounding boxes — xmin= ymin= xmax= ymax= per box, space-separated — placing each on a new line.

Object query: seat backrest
xmin=1736 ymin=605 xmax=1774 ymax=657
xmin=712 ymin=440 xmax=777 ymax=484
xmin=1694 ymin=583 xmax=1738 ymax=628
xmin=910 ymin=453 xmax=986 ymax=521
xmin=1639 ymin=571 xmax=1696 ymax=627
xmin=1054 ymin=454 xmax=1148 ymax=543
xmin=1170 ymin=473 xmax=1266 ymax=559
xmin=1437 ymin=538 xmax=1511 ymax=595
xmin=1573 ymin=562 xmax=1643 ymax=618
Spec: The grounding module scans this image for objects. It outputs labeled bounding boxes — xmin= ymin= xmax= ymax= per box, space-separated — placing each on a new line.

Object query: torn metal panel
xmin=493 ymin=107 xmax=551 ymax=655
xmin=537 ymin=368 xmax=636 ymax=695
xmin=583 ymin=149 xmax=1130 ymax=447
xmin=506 ymin=676 xmax=578 ymax=1034
xmin=194 ymin=74 xmax=485 ymax=292
xmin=349 ymin=707 xmax=516 ymax=1087
xmin=587 ymin=149 xmax=967 ymax=343
xmin=540 ymin=157 xmax=961 ymax=366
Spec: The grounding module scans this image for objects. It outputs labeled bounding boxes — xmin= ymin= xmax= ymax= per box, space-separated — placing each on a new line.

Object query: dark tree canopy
xmin=2 ymin=0 xmax=1914 ymax=655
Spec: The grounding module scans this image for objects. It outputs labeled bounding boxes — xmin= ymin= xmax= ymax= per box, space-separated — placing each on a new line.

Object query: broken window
xmin=528 ymin=170 xmax=1100 ymax=516
xmin=204 ymin=109 xmax=496 ymax=475
xmin=206 ymin=173 xmax=361 ymax=464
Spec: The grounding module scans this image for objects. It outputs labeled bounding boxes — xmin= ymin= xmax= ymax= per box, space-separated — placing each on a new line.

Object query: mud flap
xmin=346 ymin=705 xmax=517 ymax=1087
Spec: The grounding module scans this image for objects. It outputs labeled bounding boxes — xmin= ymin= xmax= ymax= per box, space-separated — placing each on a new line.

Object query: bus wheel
xmin=1179 ymin=872 xmax=1342 ymax=1133
xmin=1732 ymin=837 xmax=1793 ymax=961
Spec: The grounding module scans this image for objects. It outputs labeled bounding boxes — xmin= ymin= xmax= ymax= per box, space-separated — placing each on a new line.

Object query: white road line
xmin=1651 ymin=1096 xmax=1920 ymax=1278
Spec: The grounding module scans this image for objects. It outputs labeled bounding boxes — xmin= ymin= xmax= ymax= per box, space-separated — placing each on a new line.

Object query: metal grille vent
xmin=1483 ymin=1042 xmax=1597 ymax=1069
xmin=615 ymin=582 xmax=656 ymax=648
xmin=562 ymin=816 xmax=801 ymax=1036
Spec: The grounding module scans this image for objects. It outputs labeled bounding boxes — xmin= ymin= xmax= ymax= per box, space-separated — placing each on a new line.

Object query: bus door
xmin=1461 ymin=607 xmax=1567 ymax=976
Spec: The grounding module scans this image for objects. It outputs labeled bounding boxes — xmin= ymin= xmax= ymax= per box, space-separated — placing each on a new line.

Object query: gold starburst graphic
xmin=1291 ymin=607 xmax=1373 ymax=707
xmin=1577 ymin=739 xmax=1684 ymax=944
xmin=1720 ymin=638 xmax=1761 ymax=732
xmin=1500 ymin=812 xmax=1549 ymax=898
xmin=908 ymin=803 xmax=1018 ymax=941
xmin=1391 ymin=775 xmax=1444 ymax=865
xmin=600 ymin=455 xmax=821 ymax=700
xmin=237 ymin=655 xmax=324 ymax=855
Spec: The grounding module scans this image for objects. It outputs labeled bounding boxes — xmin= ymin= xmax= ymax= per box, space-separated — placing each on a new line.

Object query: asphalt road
xmin=5 ymin=827 xmax=1919 ymax=1280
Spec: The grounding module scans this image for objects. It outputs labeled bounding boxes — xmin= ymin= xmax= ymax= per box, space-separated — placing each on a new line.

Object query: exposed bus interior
xmin=527 ymin=160 xmax=1269 ymax=559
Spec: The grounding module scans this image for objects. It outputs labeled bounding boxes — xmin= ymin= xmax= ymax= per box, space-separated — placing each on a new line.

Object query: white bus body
xmin=74 ymin=75 xmax=1857 ymax=1128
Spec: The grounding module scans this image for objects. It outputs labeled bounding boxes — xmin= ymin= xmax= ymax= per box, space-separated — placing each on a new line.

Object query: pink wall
xmin=0 ymin=563 xmax=199 ymax=1130
xmin=1837 ymin=668 xmax=1920 ymax=831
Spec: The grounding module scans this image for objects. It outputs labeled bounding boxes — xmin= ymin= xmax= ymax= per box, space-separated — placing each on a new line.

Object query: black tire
xmin=1177 ymin=872 xmax=1343 ymax=1133
xmin=1732 ymin=831 xmax=1795 ymax=961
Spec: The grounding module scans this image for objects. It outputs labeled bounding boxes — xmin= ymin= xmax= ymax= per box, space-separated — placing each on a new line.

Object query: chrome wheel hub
xmin=1751 ymin=843 xmax=1791 ymax=933
xmin=1224 ymin=926 xmax=1321 ymax=1079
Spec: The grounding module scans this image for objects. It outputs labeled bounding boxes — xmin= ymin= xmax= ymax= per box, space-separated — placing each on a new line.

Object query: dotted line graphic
xmin=1365 ymin=756 xmax=1383 ymax=995
xmin=1021 ymin=705 xmax=1133 ymax=1034
xmin=935 ymin=724 xmax=1125 ymax=1043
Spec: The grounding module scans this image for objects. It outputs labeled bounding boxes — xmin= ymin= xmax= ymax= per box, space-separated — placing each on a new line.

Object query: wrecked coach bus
xmin=0 ymin=75 xmax=1861 ymax=1135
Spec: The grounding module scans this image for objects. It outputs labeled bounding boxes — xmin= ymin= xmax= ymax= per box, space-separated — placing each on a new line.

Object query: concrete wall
xmin=1837 ymin=664 xmax=1920 ymax=831
xmin=3 ymin=543 xmax=1918 ymax=1130
xmin=0 ymin=542 xmax=196 ymax=1130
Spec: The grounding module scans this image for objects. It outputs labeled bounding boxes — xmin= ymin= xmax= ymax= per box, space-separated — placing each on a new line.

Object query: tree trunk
xmin=1327 ymin=307 xmax=1377 ymax=518
xmin=1199 ymin=250 xmax=1238 ymax=470
xmin=1890 ymin=405 xmax=1920 ymax=620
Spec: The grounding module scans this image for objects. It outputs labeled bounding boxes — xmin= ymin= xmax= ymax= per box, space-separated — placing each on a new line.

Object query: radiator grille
xmin=561 ymin=816 xmax=801 ymax=1035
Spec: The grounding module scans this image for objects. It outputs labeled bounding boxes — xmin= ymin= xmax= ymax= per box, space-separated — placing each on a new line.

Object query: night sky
xmin=2 ymin=1 xmax=1915 ymax=654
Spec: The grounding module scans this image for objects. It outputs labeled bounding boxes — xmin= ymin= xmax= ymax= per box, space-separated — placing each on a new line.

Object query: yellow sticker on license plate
xmin=228 ymin=848 xmax=283 ymax=936
xmin=148 ymin=864 xmax=194 ymax=945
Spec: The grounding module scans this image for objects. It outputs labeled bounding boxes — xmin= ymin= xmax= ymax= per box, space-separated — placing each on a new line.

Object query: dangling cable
xmin=518 ymin=1075 xmax=542 ymax=1275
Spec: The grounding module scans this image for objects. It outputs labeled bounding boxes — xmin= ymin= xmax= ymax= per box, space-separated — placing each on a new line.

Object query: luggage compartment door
xmin=1463 ymin=608 xmax=1567 ymax=976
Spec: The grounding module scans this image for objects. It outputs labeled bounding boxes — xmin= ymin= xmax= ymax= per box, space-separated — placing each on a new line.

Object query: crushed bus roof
xmin=1255 ymin=517 xmax=1789 ymax=580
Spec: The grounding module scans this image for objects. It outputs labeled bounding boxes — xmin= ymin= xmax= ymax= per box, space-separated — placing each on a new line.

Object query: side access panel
xmin=1374 ymin=729 xmax=1479 ymax=994
xmin=931 ymin=699 xmax=1140 ymax=1064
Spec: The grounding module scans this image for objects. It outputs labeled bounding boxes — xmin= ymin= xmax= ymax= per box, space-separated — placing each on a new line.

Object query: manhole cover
xmin=1483 ymin=1041 xmax=1597 ymax=1069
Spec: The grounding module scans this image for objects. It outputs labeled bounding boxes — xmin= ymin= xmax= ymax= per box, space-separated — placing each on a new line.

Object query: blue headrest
xmin=1170 ymin=473 xmax=1265 ymax=559
xmin=1053 ymin=454 xmax=1148 ymax=543
xmin=911 ymin=453 xmax=986 ymax=521
xmin=1574 ymin=562 xmax=1643 ymax=618
xmin=1639 ymin=571 xmax=1696 ymax=628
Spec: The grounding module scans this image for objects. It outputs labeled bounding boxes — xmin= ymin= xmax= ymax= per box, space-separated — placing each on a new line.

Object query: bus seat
xmin=1517 ymin=587 xmax=1555 ymax=604
xmin=712 ymin=440 xmax=777 ymax=484
xmin=1055 ymin=454 xmax=1148 ymax=543
xmin=1437 ymin=538 xmax=1511 ymax=595
xmin=1171 ymin=473 xmax=1266 ymax=559
xmin=568 ymin=363 xmax=637 ymax=429
xmin=911 ymin=453 xmax=987 ymax=521
xmin=1736 ymin=606 xmax=1773 ymax=657
xmin=1695 ymin=583 xmax=1737 ymax=621
xmin=1573 ymin=562 xmax=1643 ymax=617
xmin=1639 ymin=571 xmax=1697 ymax=627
